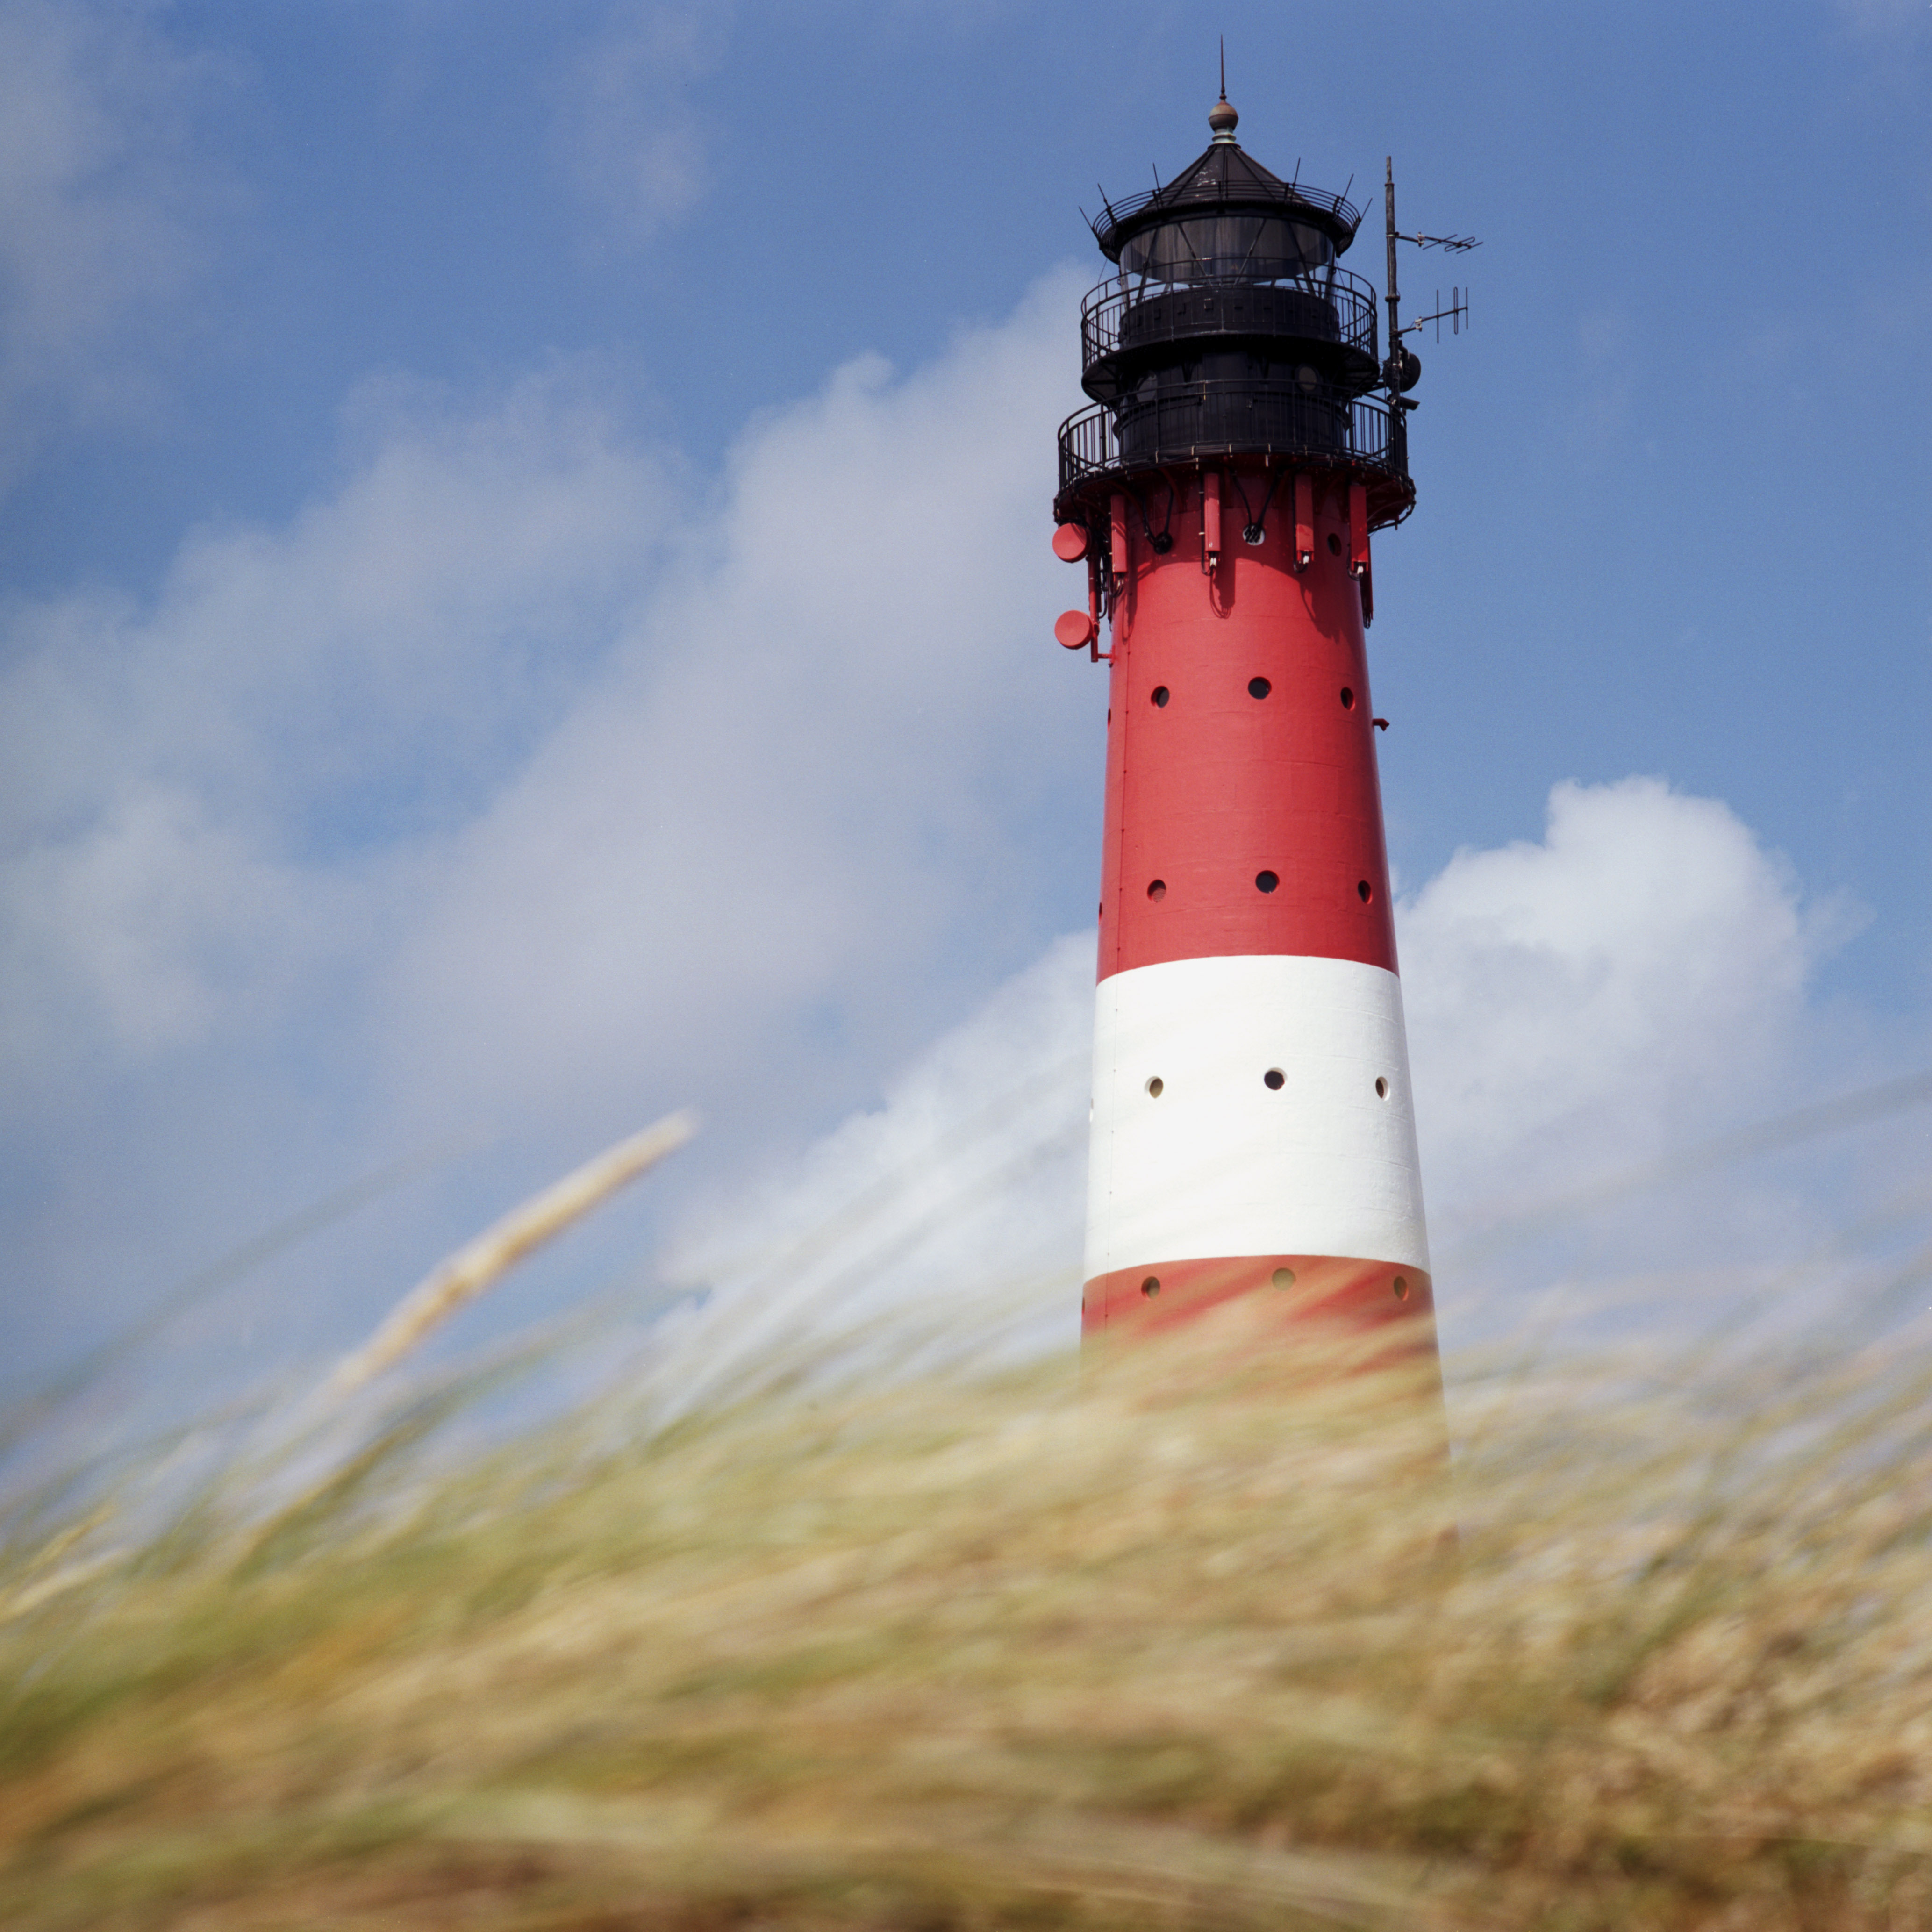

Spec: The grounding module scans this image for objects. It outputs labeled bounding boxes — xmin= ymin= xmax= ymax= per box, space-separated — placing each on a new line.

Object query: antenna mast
xmin=1381 ymin=160 xmax=1476 ymax=480
xmin=1384 ymin=158 xmax=1408 ymax=475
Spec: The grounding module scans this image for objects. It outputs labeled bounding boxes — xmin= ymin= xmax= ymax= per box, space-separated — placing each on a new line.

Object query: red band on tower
xmin=1098 ymin=475 xmax=1395 ymax=980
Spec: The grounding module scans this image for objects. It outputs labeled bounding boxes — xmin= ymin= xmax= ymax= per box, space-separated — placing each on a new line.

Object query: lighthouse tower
xmin=1054 ymin=94 xmax=1437 ymax=1347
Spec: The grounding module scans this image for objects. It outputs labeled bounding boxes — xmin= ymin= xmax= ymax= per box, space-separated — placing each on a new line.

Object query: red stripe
xmin=1098 ymin=468 xmax=1397 ymax=984
xmin=1081 ymin=1252 xmax=1437 ymax=1346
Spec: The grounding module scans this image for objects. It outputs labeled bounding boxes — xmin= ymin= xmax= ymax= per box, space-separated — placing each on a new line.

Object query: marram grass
xmin=2 ymin=1304 xmax=1930 ymax=1930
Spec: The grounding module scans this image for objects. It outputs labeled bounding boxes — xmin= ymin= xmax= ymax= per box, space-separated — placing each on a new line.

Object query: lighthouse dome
xmin=1091 ymin=122 xmax=1361 ymax=281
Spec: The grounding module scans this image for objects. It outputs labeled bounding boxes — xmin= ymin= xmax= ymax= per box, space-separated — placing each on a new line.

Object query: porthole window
xmin=1357 ymin=879 xmax=1374 ymax=903
xmin=1263 ymin=1068 xmax=1285 ymax=1090
xmin=1340 ymin=687 xmax=1355 ymax=709
xmin=1145 ymin=1076 xmax=1164 ymax=1098
xmin=1247 ymin=676 xmax=1271 ymax=700
xmin=1147 ymin=879 xmax=1166 ymax=901
xmin=1141 ymin=1275 xmax=1161 ymax=1297
xmin=1326 ymin=532 xmax=1342 ymax=556
xmin=1374 ymin=1076 xmax=1389 ymax=1099
xmin=1392 ymin=1275 xmax=1410 ymax=1301
xmin=1255 ymin=870 xmax=1280 ymax=894
xmin=1151 ymin=686 xmax=1170 ymax=708
xmin=1272 ymin=1267 xmax=1296 ymax=1289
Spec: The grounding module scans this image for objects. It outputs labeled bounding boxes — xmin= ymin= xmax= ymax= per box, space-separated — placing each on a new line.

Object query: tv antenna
xmin=1380 ymin=156 xmax=1480 ymax=471
xmin=1411 ymin=288 xmax=1469 ymax=342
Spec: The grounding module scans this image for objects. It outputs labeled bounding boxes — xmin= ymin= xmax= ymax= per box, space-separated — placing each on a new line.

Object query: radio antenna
xmin=1385 ymin=156 xmax=1480 ymax=388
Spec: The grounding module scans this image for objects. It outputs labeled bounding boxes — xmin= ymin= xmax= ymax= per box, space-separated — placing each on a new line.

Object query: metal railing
xmin=1080 ymin=264 xmax=1379 ymax=379
xmin=1057 ymin=381 xmax=1407 ymax=496
xmin=1090 ymin=179 xmax=1361 ymax=245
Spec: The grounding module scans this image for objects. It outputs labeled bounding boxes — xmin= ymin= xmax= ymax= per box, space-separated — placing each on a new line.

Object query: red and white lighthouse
xmin=1055 ymin=94 xmax=1439 ymax=1351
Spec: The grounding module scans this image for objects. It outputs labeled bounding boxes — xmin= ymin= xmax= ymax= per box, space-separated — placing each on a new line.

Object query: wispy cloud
xmin=0 ymin=362 xmax=679 ymax=1088
xmin=551 ymin=2 xmax=728 ymax=250
xmin=1833 ymin=0 xmax=1931 ymax=42
xmin=0 ymin=271 xmax=1088 ymax=1374
xmin=0 ymin=0 xmax=229 ymax=490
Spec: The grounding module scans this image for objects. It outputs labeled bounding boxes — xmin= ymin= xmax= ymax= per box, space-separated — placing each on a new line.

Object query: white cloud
xmin=0 ymin=272 xmax=1092 ymax=1376
xmin=2 ymin=783 xmax=322 ymax=1060
xmin=0 ymin=0 xmax=223 ymax=482
xmin=0 ymin=362 xmax=679 ymax=1085
xmin=371 ymin=281 xmax=1089 ymax=1137
xmin=649 ymin=932 xmax=1093 ymax=1411
xmin=1399 ymin=776 xmax=1849 ymax=1224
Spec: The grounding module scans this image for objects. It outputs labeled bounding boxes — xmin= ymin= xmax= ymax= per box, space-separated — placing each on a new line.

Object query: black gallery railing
xmin=1089 ymin=179 xmax=1362 ymax=244
xmin=1080 ymin=265 xmax=1380 ymax=379
xmin=1057 ymin=382 xmax=1405 ymax=497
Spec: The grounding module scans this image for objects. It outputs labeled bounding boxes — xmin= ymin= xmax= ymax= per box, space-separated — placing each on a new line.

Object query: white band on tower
xmin=1086 ymin=952 xmax=1429 ymax=1283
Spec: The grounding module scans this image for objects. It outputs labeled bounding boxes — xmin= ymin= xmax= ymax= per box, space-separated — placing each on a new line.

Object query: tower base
xmin=1082 ymin=1252 xmax=1435 ymax=1343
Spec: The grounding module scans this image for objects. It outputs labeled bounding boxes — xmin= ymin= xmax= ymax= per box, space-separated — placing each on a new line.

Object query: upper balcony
xmin=1053 ymin=379 xmax=1416 ymax=533
xmin=1080 ymin=264 xmax=1381 ymax=403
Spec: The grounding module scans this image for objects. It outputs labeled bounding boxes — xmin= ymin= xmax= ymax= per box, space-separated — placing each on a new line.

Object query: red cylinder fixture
xmin=1054 ymin=93 xmax=1442 ymax=1368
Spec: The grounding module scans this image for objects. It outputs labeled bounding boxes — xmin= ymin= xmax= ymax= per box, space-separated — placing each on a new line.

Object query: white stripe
xmin=1085 ymin=953 xmax=1430 ymax=1279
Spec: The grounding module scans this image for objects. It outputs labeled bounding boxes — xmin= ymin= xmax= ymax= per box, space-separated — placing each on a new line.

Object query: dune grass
xmin=1 ymin=1301 xmax=1929 ymax=1931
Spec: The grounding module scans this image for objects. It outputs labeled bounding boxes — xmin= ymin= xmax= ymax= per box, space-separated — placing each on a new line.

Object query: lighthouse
xmin=1054 ymin=93 xmax=1439 ymax=1350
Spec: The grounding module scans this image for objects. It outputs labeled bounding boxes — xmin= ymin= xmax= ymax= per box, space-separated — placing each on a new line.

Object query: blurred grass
xmin=2 ymin=1302 xmax=1930 ymax=1930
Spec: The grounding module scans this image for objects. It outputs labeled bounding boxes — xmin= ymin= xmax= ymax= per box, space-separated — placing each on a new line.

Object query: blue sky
xmin=2 ymin=0 xmax=1929 ymax=1419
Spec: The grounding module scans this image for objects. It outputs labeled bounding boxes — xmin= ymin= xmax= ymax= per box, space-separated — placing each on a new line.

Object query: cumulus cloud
xmin=1399 ymin=776 xmax=1849 ymax=1224
xmin=0 ymin=0 xmax=223 ymax=485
